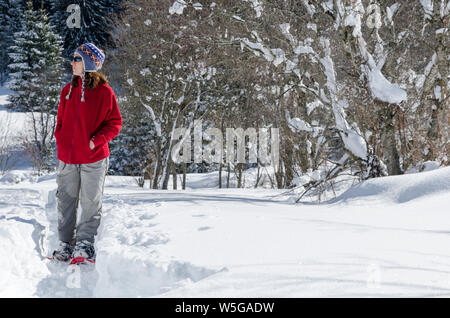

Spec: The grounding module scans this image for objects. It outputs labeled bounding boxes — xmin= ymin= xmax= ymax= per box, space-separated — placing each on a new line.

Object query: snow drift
xmin=330 ymin=166 xmax=450 ymax=204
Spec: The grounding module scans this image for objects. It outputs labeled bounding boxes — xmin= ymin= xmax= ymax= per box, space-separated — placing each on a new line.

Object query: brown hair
xmin=71 ymin=72 xmax=109 ymax=90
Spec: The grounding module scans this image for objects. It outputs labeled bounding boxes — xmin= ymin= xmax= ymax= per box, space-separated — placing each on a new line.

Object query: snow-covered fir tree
xmin=0 ymin=1 xmax=11 ymax=84
xmin=7 ymin=0 xmax=64 ymax=173
xmin=109 ymin=108 xmax=155 ymax=177
xmin=7 ymin=0 xmax=64 ymax=112
xmin=0 ymin=0 xmax=27 ymax=85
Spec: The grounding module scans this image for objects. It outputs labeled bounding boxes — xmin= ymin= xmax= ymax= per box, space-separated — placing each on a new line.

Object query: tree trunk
xmin=237 ymin=163 xmax=243 ymax=188
xmin=274 ymin=160 xmax=283 ymax=188
xmin=162 ymin=148 xmax=171 ymax=190
xmin=151 ymin=155 xmax=161 ymax=189
xmin=218 ymin=161 xmax=223 ymax=188
xmin=182 ymin=162 xmax=186 ymax=190
xmin=172 ymin=161 xmax=177 ymax=190
xmin=226 ymin=163 xmax=230 ymax=188
xmin=254 ymin=165 xmax=261 ymax=188
xmin=380 ymin=104 xmax=402 ymax=175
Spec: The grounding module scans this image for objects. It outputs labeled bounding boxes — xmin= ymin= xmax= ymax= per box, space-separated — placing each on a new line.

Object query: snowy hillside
xmin=331 ymin=166 xmax=450 ymax=204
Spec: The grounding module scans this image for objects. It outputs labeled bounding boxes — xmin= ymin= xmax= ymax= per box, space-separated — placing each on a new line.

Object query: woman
xmin=52 ymin=43 xmax=122 ymax=262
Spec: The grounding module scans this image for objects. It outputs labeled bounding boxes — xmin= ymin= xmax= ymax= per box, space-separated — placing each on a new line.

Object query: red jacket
xmin=55 ymin=77 xmax=122 ymax=164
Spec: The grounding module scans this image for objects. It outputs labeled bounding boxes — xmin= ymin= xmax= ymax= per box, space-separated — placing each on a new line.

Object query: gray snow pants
xmin=56 ymin=157 xmax=109 ymax=243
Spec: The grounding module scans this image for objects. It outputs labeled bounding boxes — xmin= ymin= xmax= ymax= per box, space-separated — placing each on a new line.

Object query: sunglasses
xmin=72 ymin=56 xmax=82 ymax=62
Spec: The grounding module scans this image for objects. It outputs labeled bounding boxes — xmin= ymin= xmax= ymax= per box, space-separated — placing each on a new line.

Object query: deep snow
xmin=1 ymin=167 xmax=450 ymax=297
xmin=1 ymin=86 xmax=450 ymax=297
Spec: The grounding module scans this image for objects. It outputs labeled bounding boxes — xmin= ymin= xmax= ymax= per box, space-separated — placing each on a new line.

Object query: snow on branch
xmin=140 ymin=99 xmax=162 ymax=137
xmin=320 ymin=37 xmax=368 ymax=160
xmin=243 ymin=0 xmax=263 ymax=18
xmin=169 ymin=0 xmax=187 ymax=15
xmin=368 ymin=69 xmax=407 ymax=104
xmin=420 ymin=0 xmax=433 ymax=19
xmin=343 ymin=1 xmax=407 ymax=105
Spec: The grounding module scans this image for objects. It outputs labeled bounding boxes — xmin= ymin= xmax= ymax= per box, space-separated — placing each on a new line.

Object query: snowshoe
xmin=70 ymin=240 xmax=96 ymax=265
xmin=51 ymin=241 xmax=74 ymax=262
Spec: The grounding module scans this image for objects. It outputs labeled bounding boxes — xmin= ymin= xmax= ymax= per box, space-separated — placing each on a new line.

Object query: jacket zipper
xmin=68 ymin=90 xmax=81 ymax=163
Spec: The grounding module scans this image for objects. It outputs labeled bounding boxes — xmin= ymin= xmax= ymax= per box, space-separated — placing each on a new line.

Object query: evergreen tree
xmin=32 ymin=0 xmax=52 ymax=12
xmin=0 ymin=1 xmax=11 ymax=84
xmin=109 ymin=108 xmax=154 ymax=177
xmin=50 ymin=0 xmax=120 ymax=59
xmin=0 ymin=0 xmax=27 ymax=85
xmin=7 ymin=0 xmax=64 ymax=173
xmin=7 ymin=0 xmax=64 ymax=112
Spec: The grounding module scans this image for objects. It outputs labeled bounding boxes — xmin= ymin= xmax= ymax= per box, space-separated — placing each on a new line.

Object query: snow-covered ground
xmin=1 ymin=86 xmax=450 ymax=297
xmin=1 ymin=167 xmax=450 ymax=297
